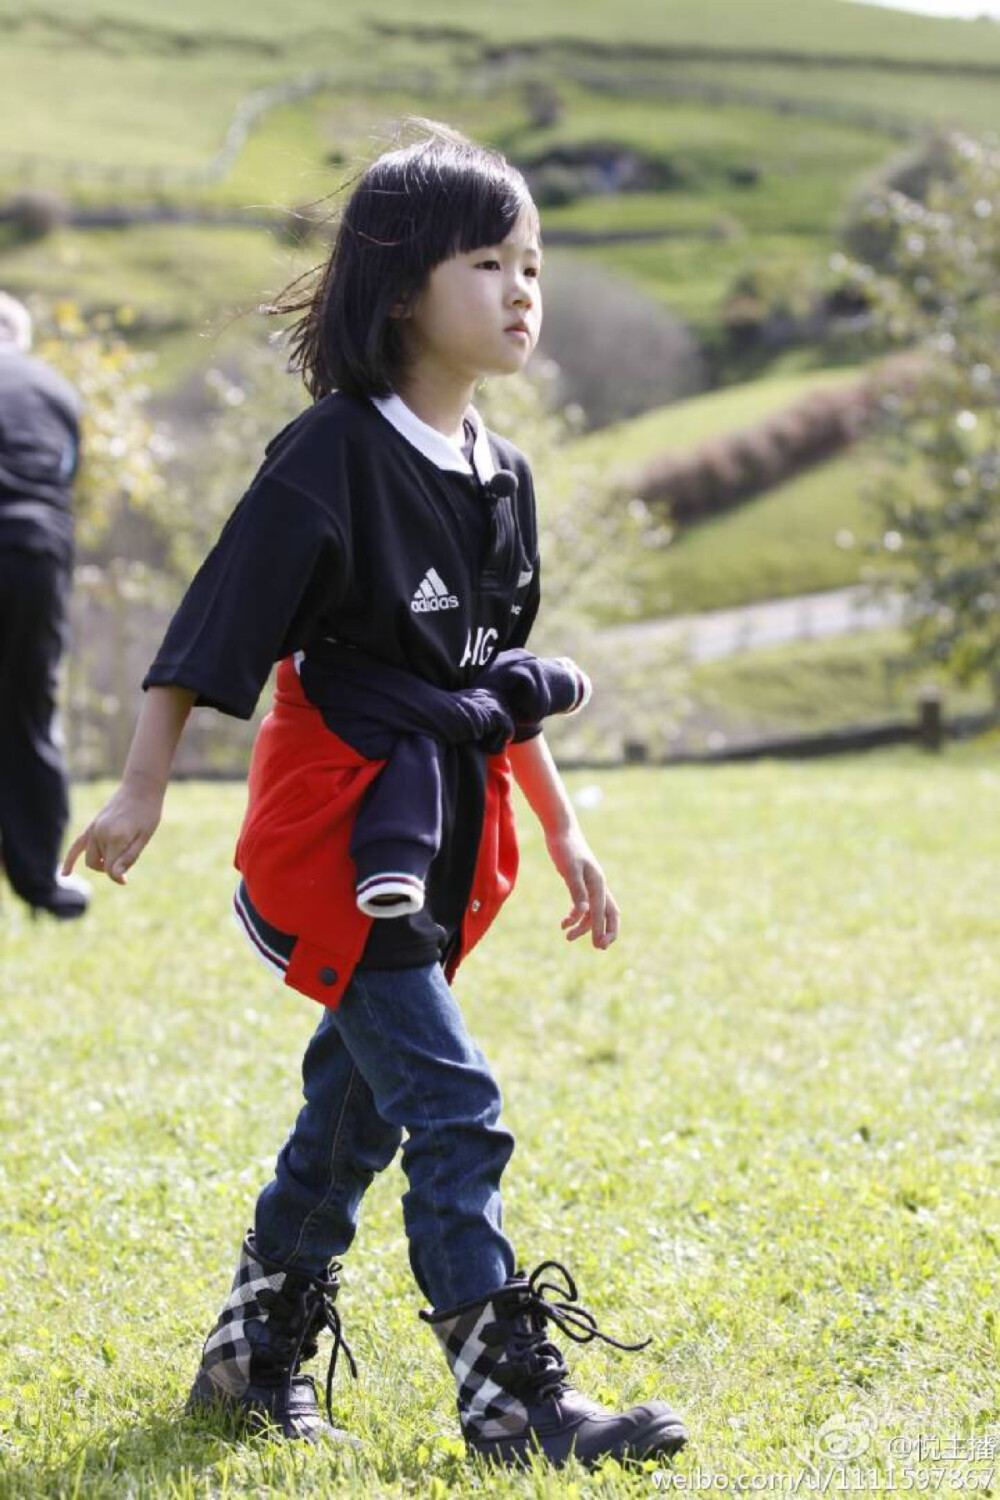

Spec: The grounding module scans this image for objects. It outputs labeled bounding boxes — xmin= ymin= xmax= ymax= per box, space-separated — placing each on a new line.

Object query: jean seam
xmin=283 ymin=1059 xmax=362 ymax=1269
xmin=354 ymin=971 xmax=459 ymax=1309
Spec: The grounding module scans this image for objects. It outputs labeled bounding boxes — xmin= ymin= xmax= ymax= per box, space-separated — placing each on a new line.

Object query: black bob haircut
xmin=268 ymin=121 xmax=541 ymax=402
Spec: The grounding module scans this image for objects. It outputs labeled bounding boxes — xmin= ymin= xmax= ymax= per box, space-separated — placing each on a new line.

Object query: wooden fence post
xmin=917 ymin=686 xmax=943 ymax=752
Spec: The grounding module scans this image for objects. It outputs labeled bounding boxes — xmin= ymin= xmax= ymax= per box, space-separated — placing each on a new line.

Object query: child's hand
xmin=62 ymin=778 xmax=163 ymax=886
xmin=545 ymin=828 xmax=620 ymax=950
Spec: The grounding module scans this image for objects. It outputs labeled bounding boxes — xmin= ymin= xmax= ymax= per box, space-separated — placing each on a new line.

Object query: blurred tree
xmin=34 ymin=301 xmax=169 ymax=555
xmin=32 ymin=300 xmax=173 ymax=770
xmin=845 ymin=132 xmax=1000 ymax=708
xmin=536 ymin=257 xmax=707 ymax=429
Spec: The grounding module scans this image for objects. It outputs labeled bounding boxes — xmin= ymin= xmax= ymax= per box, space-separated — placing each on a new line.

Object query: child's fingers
xmin=597 ymin=893 xmax=621 ymax=950
xmin=560 ymin=866 xmax=590 ymax=932
xmin=62 ymin=829 xmax=90 ymax=875
xmin=563 ymin=905 xmax=593 ymax=941
xmin=560 ymin=903 xmax=588 ymax=931
xmin=84 ymin=837 xmax=108 ymax=872
xmin=108 ymin=832 xmax=145 ymax=883
xmin=585 ymin=867 xmax=607 ymax=946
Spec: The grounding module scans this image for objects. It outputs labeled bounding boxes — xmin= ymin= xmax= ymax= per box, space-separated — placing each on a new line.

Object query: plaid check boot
xmin=421 ymin=1259 xmax=688 ymax=1470
xmin=186 ymin=1232 xmax=360 ymax=1445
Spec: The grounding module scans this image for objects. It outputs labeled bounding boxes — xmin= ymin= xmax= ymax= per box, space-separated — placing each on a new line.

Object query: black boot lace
xmin=483 ymin=1258 xmax=651 ymax=1404
xmin=277 ymin=1261 xmax=359 ymax=1427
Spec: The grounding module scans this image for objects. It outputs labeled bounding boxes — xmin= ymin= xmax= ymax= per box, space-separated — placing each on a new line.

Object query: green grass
xmin=572 ymin=375 xmax=880 ymax=620
xmin=574 ymin=367 xmax=865 ymax=475
xmin=0 ymin=224 xmax=317 ymax=393
xmin=13 ymin=0 xmax=1000 ymax=65
xmin=3 ymin=757 xmax=1000 ymax=1496
xmin=550 ymin=627 xmax=994 ymax=760
xmin=0 ymin=225 xmax=311 ymax=326
xmin=630 ymin=451 xmax=874 ymax=618
xmin=679 ymin=58 xmax=1000 ymax=137
xmin=685 ymin=628 xmax=994 ymax=739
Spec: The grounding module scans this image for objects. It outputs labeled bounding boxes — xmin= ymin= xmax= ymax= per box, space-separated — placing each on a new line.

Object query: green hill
xmin=571 ymin=369 xmax=881 ymax=617
xmin=6 ymin=0 xmax=998 ymax=389
xmin=573 ymin=366 xmax=864 ymax=475
xmin=12 ymin=0 xmax=1000 ymax=64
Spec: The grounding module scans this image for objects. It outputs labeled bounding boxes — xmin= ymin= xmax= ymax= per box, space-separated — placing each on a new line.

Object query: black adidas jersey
xmin=144 ymin=389 xmax=542 ymax=970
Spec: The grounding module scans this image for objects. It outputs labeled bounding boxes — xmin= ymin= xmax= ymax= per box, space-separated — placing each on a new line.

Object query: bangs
xmin=355 ymin=137 xmax=540 ymax=283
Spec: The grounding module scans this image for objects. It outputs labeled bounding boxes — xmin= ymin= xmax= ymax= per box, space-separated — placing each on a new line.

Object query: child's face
xmin=399 ymin=207 xmax=542 ymax=385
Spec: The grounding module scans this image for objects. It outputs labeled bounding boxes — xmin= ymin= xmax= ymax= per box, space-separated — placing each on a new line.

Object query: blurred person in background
xmin=0 ymin=291 xmax=89 ymax=919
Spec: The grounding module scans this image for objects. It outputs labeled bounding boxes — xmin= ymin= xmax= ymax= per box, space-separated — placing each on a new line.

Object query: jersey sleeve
xmin=506 ymin=561 xmax=543 ymax=744
xmin=505 ymin=560 xmax=541 ymax=653
xmin=142 ymin=474 xmax=349 ymax=719
xmin=504 ymin=456 xmax=543 ymax=741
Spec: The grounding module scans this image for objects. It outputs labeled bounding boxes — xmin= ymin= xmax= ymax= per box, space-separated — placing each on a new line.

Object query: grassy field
xmin=631 ymin=450 xmax=873 ymax=618
xmin=684 ymin=629 xmax=993 ymax=740
xmin=566 ymin=368 xmax=876 ymax=620
xmin=574 ymin=367 xmax=865 ymax=477
xmin=546 ymin=628 xmax=994 ymax=761
xmin=12 ymin=0 xmax=1000 ymax=66
xmin=2 ymin=756 xmax=999 ymax=1497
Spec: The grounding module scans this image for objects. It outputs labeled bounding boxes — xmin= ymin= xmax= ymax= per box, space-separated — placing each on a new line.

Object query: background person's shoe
xmin=186 ymin=1233 xmax=361 ymax=1446
xmin=30 ymin=872 xmax=90 ymax=921
xmin=421 ymin=1258 xmax=688 ymax=1469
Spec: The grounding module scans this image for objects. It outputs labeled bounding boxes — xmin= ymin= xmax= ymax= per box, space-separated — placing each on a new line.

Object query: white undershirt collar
xmin=371 ymin=392 xmax=496 ymax=484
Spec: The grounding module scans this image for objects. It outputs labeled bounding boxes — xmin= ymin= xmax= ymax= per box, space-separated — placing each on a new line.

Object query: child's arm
xmin=62 ymin=684 xmax=197 ymax=885
xmin=506 ymin=732 xmax=619 ymax=950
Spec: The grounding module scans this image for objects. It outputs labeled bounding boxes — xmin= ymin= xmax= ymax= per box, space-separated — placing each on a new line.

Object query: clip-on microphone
xmin=483 ymin=469 xmax=518 ymax=504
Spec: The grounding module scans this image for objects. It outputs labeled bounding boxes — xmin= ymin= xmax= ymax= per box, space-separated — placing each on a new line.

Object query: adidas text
xmin=411 ymin=567 xmax=460 ymax=613
xmin=411 ymin=594 xmax=459 ymax=613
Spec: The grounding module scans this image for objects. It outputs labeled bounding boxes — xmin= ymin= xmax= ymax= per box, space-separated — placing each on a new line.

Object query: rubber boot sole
xmin=469 ymin=1408 xmax=689 ymax=1470
xmin=186 ymin=1368 xmax=361 ymax=1448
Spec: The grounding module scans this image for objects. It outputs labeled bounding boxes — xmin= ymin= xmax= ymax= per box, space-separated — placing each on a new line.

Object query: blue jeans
xmin=254 ymin=963 xmax=517 ymax=1312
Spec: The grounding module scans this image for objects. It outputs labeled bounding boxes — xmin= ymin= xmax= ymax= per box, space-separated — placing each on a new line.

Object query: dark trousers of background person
xmin=0 ymin=547 xmax=71 ymax=907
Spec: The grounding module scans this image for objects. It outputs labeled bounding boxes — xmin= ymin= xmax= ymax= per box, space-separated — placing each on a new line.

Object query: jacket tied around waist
xmin=233 ymin=642 xmax=591 ymax=1008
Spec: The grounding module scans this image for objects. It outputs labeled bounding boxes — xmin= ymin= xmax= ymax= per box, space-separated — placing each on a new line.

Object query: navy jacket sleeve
xmin=143 ymin=473 xmax=349 ymax=719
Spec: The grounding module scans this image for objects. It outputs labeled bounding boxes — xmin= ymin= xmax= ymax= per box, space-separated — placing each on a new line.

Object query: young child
xmin=64 ymin=123 xmax=688 ymax=1471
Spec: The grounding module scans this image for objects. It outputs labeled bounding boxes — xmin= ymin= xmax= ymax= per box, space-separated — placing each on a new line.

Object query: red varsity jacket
xmin=233 ymin=657 xmax=520 ymax=1008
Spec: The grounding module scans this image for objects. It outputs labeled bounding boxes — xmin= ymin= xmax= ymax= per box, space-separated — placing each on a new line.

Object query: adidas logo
xmin=411 ymin=567 xmax=460 ymax=613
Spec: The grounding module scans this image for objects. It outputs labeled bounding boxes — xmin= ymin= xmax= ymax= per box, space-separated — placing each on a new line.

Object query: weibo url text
xmin=651 ymin=1467 xmax=996 ymax=1493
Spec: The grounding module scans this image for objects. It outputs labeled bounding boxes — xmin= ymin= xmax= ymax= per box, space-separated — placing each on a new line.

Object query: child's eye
xmin=475 ymin=258 xmax=502 ymax=270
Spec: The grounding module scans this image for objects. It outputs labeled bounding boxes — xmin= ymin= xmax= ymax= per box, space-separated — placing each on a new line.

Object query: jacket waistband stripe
xmin=233 ymin=885 xmax=291 ymax=974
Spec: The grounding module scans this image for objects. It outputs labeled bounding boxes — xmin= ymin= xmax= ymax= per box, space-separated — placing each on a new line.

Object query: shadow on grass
xmin=7 ymin=1403 xmax=363 ymax=1498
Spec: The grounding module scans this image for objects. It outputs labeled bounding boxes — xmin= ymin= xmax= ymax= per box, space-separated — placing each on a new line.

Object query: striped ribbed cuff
xmin=356 ymin=871 xmax=426 ymax=918
xmin=554 ymin=657 xmax=592 ymax=716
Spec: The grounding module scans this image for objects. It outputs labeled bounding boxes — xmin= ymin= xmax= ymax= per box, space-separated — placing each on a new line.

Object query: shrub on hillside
xmin=719 ymin=262 xmax=823 ymax=357
xmin=537 ymin=258 xmax=707 ymax=429
xmin=633 ymin=358 xmax=923 ymax=525
xmin=841 ymin=131 xmax=959 ymax=269
xmin=523 ymin=80 xmax=562 ymax=130
xmin=3 ymin=189 xmax=69 ymax=241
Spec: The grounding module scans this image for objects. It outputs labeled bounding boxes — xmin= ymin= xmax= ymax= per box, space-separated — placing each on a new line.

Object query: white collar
xmin=371 ymin=392 xmax=496 ymax=484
